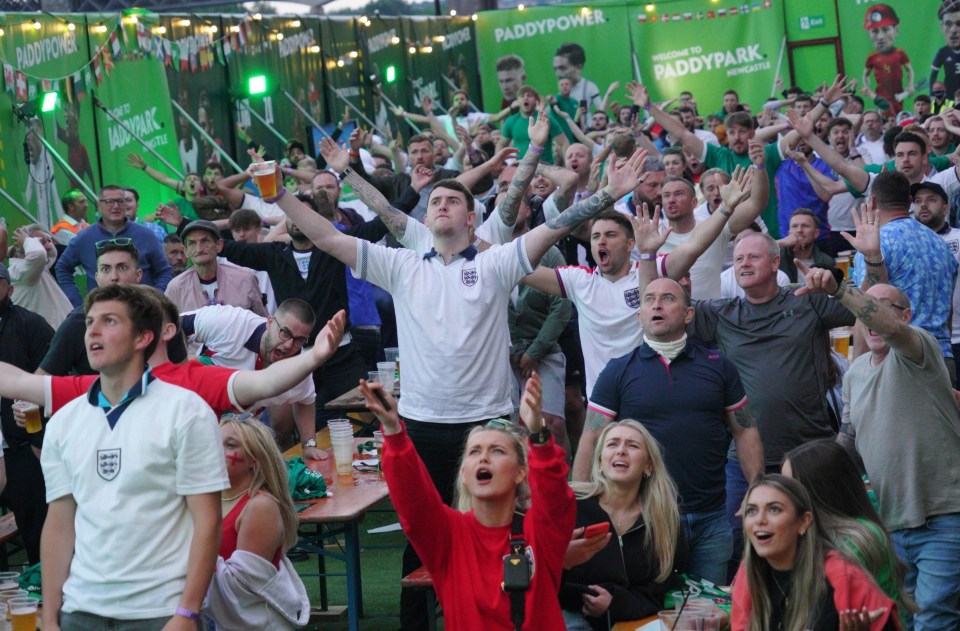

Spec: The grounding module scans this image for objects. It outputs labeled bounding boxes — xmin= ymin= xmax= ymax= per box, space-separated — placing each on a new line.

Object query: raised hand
xmin=789 ymin=150 xmax=809 ymax=167
xmin=359 ymin=378 xmax=401 ymax=434
xmin=748 ymin=140 xmax=766 ymax=169
xmin=319 ymin=136 xmax=350 ymax=173
xmin=785 ymin=109 xmax=814 ymax=139
xmin=719 ymin=164 xmax=754 ymax=210
xmin=842 ymin=203 xmax=881 ymax=259
xmin=624 ymin=81 xmax=649 ymax=109
xmin=155 ymin=202 xmax=183 ymax=226
xmin=125 ymin=153 xmax=146 ymax=170
xmin=348 ymin=127 xmax=364 ymax=152
xmin=528 ymin=101 xmax=551 ymax=150
xmin=519 ymin=371 xmax=544 ymax=434
xmin=630 ymin=203 xmax=671 ymax=255
xmin=455 ymin=125 xmax=472 ymax=149
xmin=793 ymin=259 xmax=838 ymax=297
xmin=605 ymin=148 xmax=649 ymax=199
xmin=410 ymin=164 xmax=435 ymax=192
xmin=820 ymin=74 xmax=853 ymax=105
xmin=420 ymin=94 xmax=434 ymax=114
xmin=310 ymin=310 xmax=346 ymax=366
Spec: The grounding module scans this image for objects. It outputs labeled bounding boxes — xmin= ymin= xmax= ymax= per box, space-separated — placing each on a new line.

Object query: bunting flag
xmin=163 ymin=39 xmax=172 ymax=66
xmin=27 ymin=79 xmax=37 ymax=101
xmin=3 ymin=64 xmax=13 ymax=94
xmin=101 ymin=47 xmax=115 ymax=74
xmin=93 ymin=56 xmax=103 ymax=85
xmin=15 ymin=70 xmax=27 ymax=102
xmin=237 ymin=21 xmax=247 ymax=48
xmin=110 ymin=29 xmax=121 ymax=58
xmin=216 ymin=41 xmax=226 ymax=65
xmin=41 ymin=78 xmax=52 ymax=91
xmin=72 ymin=70 xmax=85 ymax=100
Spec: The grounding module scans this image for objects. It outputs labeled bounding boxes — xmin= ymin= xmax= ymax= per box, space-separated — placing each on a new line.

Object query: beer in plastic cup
xmin=252 ymin=161 xmax=279 ymax=199
xmin=13 ymin=401 xmax=41 ymax=434
xmin=9 ymin=597 xmax=37 ymax=631
xmin=831 ymin=328 xmax=851 ymax=359
xmin=836 ymin=256 xmax=850 ymax=281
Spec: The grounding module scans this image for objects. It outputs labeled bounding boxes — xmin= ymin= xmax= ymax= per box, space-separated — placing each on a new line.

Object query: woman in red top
xmin=360 ymin=373 xmax=576 ymax=631
xmin=218 ymin=414 xmax=298 ymax=565
xmin=205 ymin=414 xmax=308 ymax=630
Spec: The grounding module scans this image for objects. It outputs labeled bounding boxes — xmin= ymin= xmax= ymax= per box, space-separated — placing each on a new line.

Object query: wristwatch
xmin=302 ymin=438 xmax=318 ymax=448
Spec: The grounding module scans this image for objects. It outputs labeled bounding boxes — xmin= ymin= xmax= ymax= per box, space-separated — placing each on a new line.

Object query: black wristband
xmin=530 ymin=427 xmax=551 ymax=445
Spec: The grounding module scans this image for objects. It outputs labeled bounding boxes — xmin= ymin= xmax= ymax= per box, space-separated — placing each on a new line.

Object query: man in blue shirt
xmin=588 ymin=277 xmax=763 ymax=585
xmin=55 ymin=185 xmax=173 ymax=306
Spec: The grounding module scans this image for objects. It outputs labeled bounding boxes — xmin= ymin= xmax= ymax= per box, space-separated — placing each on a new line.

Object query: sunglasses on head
xmin=95 ymin=238 xmax=134 ymax=250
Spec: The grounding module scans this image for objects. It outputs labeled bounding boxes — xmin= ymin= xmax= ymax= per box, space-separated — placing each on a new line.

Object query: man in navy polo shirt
xmin=588 ymin=278 xmax=763 ymax=585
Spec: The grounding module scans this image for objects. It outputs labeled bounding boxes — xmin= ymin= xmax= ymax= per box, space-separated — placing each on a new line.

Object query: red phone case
xmin=583 ymin=522 xmax=610 ymax=538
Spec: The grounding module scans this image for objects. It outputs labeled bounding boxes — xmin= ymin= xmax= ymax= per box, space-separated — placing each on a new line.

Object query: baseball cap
xmin=0 ymin=263 xmax=9 ymax=283
xmin=911 ymin=182 xmax=949 ymax=204
xmin=864 ymin=4 xmax=900 ymax=29
xmin=940 ymin=0 xmax=960 ymax=19
xmin=181 ymin=220 xmax=221 ymax=241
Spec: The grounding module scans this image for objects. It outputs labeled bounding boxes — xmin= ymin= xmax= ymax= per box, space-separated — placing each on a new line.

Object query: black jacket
xmin=220 ymin=217 xmax=388 ymax=342
xmin=0 ymin=302 xmax=54 ymax=447
xmin=560 ymin=495 xmax=688 ymax=630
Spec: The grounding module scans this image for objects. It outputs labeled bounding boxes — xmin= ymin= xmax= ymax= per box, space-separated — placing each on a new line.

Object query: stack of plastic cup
xmin=377 ymin=362 xmax=396 ymax=392
xmin=328 ymin=419 xmax=355 ymax=476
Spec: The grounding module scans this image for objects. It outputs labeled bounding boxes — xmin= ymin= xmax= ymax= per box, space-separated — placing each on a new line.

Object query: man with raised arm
xmin=795 ymin=256 xmax=960 ymax=631
xmin=628 ymin=75 xmax=854 ymax=237
xmin=524 ymin=166 xmax=756 ymax=481
xmin=252 ymin=109 xmax=644 ymax=629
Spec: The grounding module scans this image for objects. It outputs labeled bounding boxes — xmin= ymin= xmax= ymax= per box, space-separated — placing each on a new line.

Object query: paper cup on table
xmin=377 ymin=362 xmax=396 ymax=391
xmin=367 ymin=371 xmax=381 ymax=384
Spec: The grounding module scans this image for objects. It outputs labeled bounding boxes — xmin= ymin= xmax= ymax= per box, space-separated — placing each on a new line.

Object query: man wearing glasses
xmin=55 ymin=185 xmax=173 ymax=307
xmin=180 ymin=300 xmax=323 ymax=460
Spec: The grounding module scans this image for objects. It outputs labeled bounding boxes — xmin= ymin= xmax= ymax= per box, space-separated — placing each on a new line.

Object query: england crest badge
xmin=624 ymin=287 xmax=641 ymax=309
xmin=97 ymin=449 xmax=121 ymax=481
xmin=462 ymin=268 xmax=478 ymax=286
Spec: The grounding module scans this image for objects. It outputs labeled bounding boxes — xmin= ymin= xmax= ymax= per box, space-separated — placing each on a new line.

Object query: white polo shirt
xmin=659 ymin=219 xmax=732 ymax=300
xmin=555 ymin=262 xmax=645 ymax=398
xmin=353 ymin=223 xmax=534 ymax=423
xmin=181 ymin=305 xmax=316 ymax=408
xmin=41 ymin=375 xmax=229 ymax=620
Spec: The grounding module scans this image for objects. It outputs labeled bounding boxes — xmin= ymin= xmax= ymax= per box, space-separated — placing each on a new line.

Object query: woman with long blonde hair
xmin=732 ymin=475 xmax=899 ymax=631
xmin=560 ymin=420 xmax=686 ymax=630
xmin=203 ymin=414 xmax=309 ymax=630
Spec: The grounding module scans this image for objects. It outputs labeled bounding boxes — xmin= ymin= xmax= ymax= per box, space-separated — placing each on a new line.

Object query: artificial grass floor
xmin=294 ymin=497 xmax=434 ymax=631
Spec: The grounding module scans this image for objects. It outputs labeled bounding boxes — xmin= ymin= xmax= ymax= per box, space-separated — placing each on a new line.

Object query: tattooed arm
xmin=524 ymin=148 xmax=648 ymax=268
xmin=726 ymin=404 xmax=764 ymax=483
xmin=795 ymin=259 xmax=923 ymax=363
xmin=319 ymin=136 xmax=410 ymax=241
xmin=498 ymin=108 xmax=549 ymax=229
xmin=572 ymin=407 xmax=615 ymax=482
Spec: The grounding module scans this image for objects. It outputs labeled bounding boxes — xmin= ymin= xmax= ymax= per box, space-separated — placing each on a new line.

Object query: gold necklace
xmin=221 ymin=489 xmax=246 ymax=502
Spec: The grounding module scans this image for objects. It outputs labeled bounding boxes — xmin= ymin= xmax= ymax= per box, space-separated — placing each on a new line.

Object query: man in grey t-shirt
xmin=686 ymin=232 xmax=854 ymax=575
xmin=797 ymin=258 xmax=960 ymax=631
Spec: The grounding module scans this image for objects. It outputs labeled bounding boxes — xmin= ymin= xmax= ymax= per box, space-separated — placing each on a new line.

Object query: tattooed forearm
xmin=837 ymin=285 xmax=903 ymax=339
xmin=732 ymin=405 xmax=756 ymax=429
xmin=344 ymin=171 xmax=407 ymax=240
xmin=585 ymin=408 xmax=612 ymax=432
xmin=544 ymin=189 xmax=614 ymax=233
xmin=499 ymin=146 xmax=542 ymax=228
